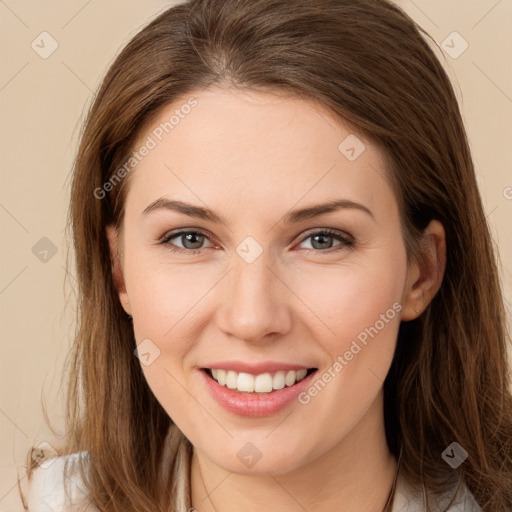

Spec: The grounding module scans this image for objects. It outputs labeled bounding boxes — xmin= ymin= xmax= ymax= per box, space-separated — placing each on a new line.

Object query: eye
xmin=159 ymin=228 xmax=354 ymax=255
xmin=159 ymin=230 xmax=215 ymax=254
xmin=297 ymin=229 xmax=354 ymax=252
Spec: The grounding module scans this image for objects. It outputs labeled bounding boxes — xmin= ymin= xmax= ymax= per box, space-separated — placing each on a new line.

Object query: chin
xmin=199 ymin=437 xmax=316 ymax=476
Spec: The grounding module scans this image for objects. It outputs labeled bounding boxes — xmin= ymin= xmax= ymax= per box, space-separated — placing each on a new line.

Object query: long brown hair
xmin=23 ymin=0 xmax=512 ymax=510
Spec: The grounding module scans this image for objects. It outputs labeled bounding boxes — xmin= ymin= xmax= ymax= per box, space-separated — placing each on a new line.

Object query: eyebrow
xmin=142 ymin=197 xmax=374 ymax=224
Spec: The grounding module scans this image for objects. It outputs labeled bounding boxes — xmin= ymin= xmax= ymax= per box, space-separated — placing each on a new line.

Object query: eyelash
xmin=158 ymin=228 xmax=355 ymax=255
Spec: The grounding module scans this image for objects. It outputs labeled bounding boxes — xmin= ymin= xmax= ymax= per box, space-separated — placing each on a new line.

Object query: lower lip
xmin=199 ymin=369 xmax=317 ymax=417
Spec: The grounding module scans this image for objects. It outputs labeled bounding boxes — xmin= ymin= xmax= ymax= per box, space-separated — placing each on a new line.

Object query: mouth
xmin=201 ymin=367 xmax=318 ymax=394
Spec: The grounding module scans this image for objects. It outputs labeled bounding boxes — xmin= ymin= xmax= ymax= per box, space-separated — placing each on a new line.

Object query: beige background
xmin=1 ymin=0 xmax=511 ymax=509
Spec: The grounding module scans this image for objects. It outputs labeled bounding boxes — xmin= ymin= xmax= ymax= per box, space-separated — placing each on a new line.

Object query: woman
xmin=23 ymin=0 xmax=512 ymax=510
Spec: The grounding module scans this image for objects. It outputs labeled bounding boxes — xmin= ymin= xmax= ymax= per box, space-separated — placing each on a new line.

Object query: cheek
xmin=286 ymin=249 xmax=406 ymax=431
xmin=124 ymin=253 xmax=213 ymax=342
xmin=123 ymin=257 xmax=207 ymax=423
xmin=290 ymin=249 xmax=406 ymax=354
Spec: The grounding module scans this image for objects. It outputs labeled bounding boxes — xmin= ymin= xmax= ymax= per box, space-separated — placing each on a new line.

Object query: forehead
xmin=124 ymin=87 xmax=394 ymax=222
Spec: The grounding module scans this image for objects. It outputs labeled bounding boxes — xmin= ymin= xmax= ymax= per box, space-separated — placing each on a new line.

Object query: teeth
xmin=216 ymin=369 xmax=226 ymax=386
xmin=238 ymin=372 xmax=255 ymax=392
xmin=254 ymin=373 xmax=273 ymax=393
xmin=273 ymin=371 xmax=285 ymax=390
xmin=226 ymin=370 xmax=238 ymax=389
xmin=285 ymin=370 xmax=296 ymax=386
xmin=208 ymin=368 xmax=310 ymax=393
xmin=296 ymin=368 xmax=307 ymax=380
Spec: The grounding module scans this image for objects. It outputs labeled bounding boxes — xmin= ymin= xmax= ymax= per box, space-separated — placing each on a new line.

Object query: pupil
xmin=184 ymin=233 xmax=203 ymax=249
xmin=312 ymin=234 xmax=332 ymax=250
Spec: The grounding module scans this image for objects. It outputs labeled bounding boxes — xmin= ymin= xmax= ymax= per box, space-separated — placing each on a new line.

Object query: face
xmin=108 ymin=87 xmax=422 ymax=475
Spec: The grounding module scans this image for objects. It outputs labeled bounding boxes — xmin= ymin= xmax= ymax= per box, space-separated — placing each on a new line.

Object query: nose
xmin=216 ymin=253 xmax=292 ymax=344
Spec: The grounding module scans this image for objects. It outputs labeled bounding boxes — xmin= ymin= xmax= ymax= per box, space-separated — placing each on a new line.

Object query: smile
xmin=199 ymin=365 xmax=319 ymax=417
xmin=205 ymin=368 xmax=316 ymax=394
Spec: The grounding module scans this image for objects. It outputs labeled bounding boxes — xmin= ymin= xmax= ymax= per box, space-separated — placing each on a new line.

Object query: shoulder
xmin=26 ymin=451 xmax=100 ymax=512
xmin=392 ymin=472 xmax=482 ymax=512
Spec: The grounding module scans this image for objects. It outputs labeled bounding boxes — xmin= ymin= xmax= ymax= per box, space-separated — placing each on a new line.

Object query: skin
xmin=107 ymin=87 xmax=446 ymax=511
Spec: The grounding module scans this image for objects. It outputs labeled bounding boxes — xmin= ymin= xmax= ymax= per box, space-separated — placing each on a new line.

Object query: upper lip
xmin=200 ymin=361 xmax=316 ymax=375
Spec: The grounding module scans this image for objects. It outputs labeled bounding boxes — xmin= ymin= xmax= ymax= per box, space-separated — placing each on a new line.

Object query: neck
xmin=190 ymin=392 xmax=397 ymax=512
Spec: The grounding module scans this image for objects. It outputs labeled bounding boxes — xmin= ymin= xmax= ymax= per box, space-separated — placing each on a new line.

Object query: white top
xmin=26 ymin=452 xmax=482 ymax=511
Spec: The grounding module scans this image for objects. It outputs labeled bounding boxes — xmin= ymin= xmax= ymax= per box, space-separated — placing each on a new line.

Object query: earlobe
xmin=106 ymin=225 xmax=132 ymax=316
xmin=401 ymin=220 xmax=446 ymax=321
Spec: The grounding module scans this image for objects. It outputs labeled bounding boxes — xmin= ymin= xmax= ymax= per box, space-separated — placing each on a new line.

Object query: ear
xmin=401 ymin=220 xmax=446 ymax=321
xmin=106 ymin=224 xmax=132 ymax=316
